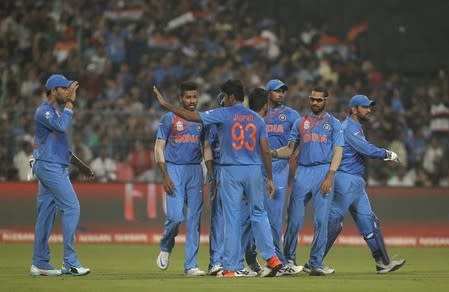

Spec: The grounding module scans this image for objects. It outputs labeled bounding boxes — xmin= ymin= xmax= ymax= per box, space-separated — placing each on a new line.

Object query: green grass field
xmin=1 ymin=243 xmax=448 ymax=292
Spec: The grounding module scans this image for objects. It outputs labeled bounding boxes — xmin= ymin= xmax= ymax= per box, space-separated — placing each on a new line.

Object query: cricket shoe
xmin=276 ymin=261 xmax=303 ymax=276
xmin=61 ymin=265 xmax=90 ymax=276
xmin=376 ymin=259 xmax=406 ymax=274
xmin=217 ymin=268 xmax=257 ymax=278
xmin=247 ymin=260 xmax=263 ymax=275
xmin=260 ymin=256 xmax=283 ymax=277
xmin=30 ymin=265 xmax=62 ymax=276
xmin=185 ymin=267 xmax=206 ymax=277
xmin=207 ymin=264 xmax=223 ymax=275
xmin=303 ymin=262 xmax=335 ymax=275
xmin=156 ymin=251 xmax=170 ymax=270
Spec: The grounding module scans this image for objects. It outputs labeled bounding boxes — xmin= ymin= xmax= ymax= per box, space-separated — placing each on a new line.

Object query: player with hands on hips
xmin=30 ymin=74 xmax=90 ymax=277
xmin=322 ymin=94 xmax=405 ymax=274
xmin=271 ymin=87 xmax=344 ymax=276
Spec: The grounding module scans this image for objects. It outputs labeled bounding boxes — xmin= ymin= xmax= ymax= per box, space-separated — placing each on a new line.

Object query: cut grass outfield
xmin=1 ymin=244 xmax=449 ymax=292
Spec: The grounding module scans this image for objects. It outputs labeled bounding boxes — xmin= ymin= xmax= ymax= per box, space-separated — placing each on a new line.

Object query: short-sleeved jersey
xmin=199 ymin=103 xmax=267 ymax=165
xmin=33 ymin=102 xmax=73 ymax=166
xmin=265 ymin=105 xmax=300 ymax=169
xmin=338 ymin=116 xmax=387 ymax=176
xmin=156 ymin=112 xmax=204 ymax=164
xmin=289 ymin=112 xmax=344 ymax=166
xmin=205 ymin=124 xmax=221 ymax=164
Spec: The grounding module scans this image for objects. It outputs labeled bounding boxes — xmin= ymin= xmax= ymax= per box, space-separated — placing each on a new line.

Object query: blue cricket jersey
xmin=156 ymin=112 xmax=204 ymax=164
xmin=338 ymin=116 xmax=388 ymax=176
xmin=33 ymin=102 xmax=73 ymax=166
xmin=199 ymin=103 xmax=267 ymax=165
xmin=289 ymin=112 xmax=344 ymax=166
xmin=265 ymin=105 xmax=300 ymax=170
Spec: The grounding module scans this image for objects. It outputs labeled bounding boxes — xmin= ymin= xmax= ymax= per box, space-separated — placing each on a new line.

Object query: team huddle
xmin=29 ymin=74 xmax=405 ymax=278
xmin=152 ymin=79 xmax=406 ymax=278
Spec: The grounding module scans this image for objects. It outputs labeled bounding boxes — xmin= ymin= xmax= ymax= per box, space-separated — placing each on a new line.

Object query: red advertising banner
xmin=1 ymin=183 xmax=448 ymax=246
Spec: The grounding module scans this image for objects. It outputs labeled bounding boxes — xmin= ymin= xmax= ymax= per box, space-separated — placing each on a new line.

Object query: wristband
xmin=66 ymin=99 xmax=76 ymax=107
xmin=206 ymin=174 xmax=215 ymax=183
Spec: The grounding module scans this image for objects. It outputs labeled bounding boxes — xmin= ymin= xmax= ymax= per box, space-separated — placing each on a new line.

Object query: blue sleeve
xmin=291 ymin=109 xmax=301 ymax=121
xmin=288 ymin=117 xmax=301 ymax=143
xmin=37 ymin=107 xmax=73 ymax=132
xmin=199 ymin=108 xmax=225 ymax=126
xmin=156 ymin=113 xmax=172 ymax=141
xmin=257 ymin=116 xmax=268 ymax=140
xmin=332 ymin=118 xmax=344 ymax=147
xmin=344 ymin=128 xmax=387 ymax=159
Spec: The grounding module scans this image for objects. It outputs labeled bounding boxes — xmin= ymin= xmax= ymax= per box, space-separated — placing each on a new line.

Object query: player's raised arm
xmin=152 ymin=86 xmax=201 ymax=122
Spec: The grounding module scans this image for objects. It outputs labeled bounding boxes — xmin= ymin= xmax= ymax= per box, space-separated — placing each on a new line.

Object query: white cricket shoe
xmin=185 ymin=267 xmax=206 ymax=276
xmin=276 ymin=261 xmax=303 ymax=276
xmin=376 ymin=259 xmax=406 ymax=274
xmin=61 ymin=265 xmax=90 ymax=276
xmin=216 ymin=268 xmax=257 ymax=278
xmin=208 ymin=264 xmax=223 ymax=275
xmin=303 ymin=262 xmax=335 ymax=275
xmin=156 ymin=251 xmax=170 ymax=270
xmin=30 ymin=265 xmax=62 ymax=276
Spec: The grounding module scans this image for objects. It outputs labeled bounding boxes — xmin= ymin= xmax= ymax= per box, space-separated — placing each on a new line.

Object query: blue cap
xmin=265 ymin=79 xmax=288 ymax=91
xmin=349 ymin=95 xmax=376 ymax=107
xmin=216 ymin=92 xmax=224 ymax=106
xmin=45 ymin=74 xmax=73 ymax=91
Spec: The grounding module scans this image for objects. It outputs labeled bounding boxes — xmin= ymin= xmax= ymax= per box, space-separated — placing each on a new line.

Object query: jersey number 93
xmin=232 ymin=122 xmax=256 ymax=151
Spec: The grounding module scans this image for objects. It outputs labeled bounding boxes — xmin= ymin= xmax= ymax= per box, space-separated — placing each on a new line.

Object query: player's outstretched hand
xmin=385 ymin=150 xmax=400 ymax=163
xmin=153 ymin=85 xmax=167 ymax=108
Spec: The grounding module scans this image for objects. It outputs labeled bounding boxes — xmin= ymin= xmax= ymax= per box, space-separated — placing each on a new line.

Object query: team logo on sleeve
xmin=323 ymin=123 xmax=331 ymax=131
xmin=44 ymin=111 xmax=51 ymax=120
xmin=279 ymin=113 xmax=286 ymax=121
xmin=176 ymin=121 xmax=184 ymax=131
xmin=304 ymin=120 xmax=310 ymax=130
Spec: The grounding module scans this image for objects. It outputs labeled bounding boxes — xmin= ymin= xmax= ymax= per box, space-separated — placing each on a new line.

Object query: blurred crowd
xmin=1 ymin=0 xmax=448 ymax=186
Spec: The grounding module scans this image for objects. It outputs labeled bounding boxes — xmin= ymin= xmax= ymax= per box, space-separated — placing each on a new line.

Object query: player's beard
xmin=358 ymin=111 xmax=371 ymax=122
xmin=185 ymin=104 xmax=197 ymax=111
xmin=56 ymin=93 xmax=68 ymax=106
xmin=311 ymin=104 xmax=325 ymax=115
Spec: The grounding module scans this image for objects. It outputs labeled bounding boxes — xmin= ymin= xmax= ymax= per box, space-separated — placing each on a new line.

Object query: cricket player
xmin=153 ymin=79 xmax=283 ymax=278
xmin=31 ymin=74 xmax=90 ymax=276
xmin=206 ymin=93 xmax=225 ymax=276
xmin=272 ymin=87 xmax=343 ymax=276
xmin=155 ymin=81 xmax=210 ymax=277
xmin=323 ymin=94 xmax=406 ymax=273
xmin=264 ymin=79 xmax=301 ymax=275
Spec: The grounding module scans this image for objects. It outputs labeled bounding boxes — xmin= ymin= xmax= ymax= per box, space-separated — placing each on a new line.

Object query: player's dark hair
xmin=248 ymin=88 xmax=268 ymax=112
xmin=312 ymin=86 xmax=329 ymax=98
xmin=179 ymin=81 xmax=197 ymax=97
xmin=220 ymin=79 xmax=245 ymax=102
